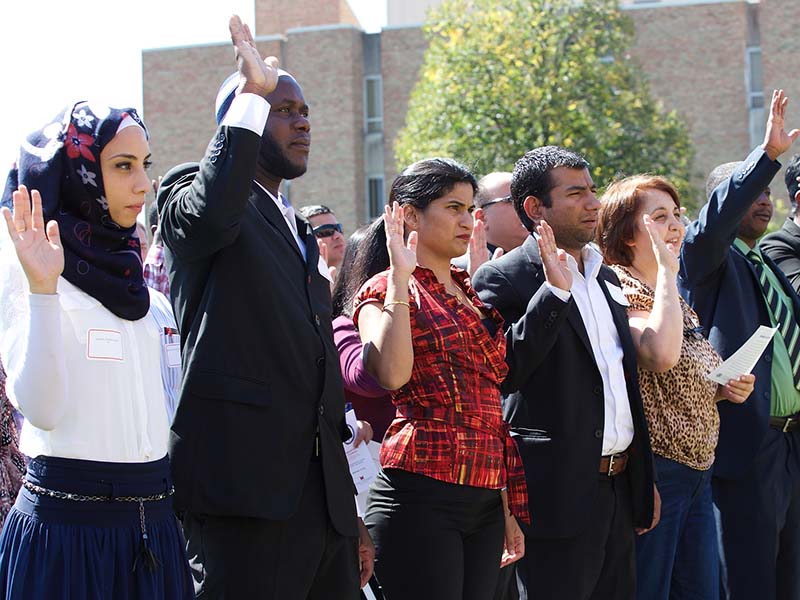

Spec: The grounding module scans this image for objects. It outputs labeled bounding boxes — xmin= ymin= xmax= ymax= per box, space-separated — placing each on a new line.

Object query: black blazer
xmin=473 ymin=236 xmax=654 ymax=539
xmin=761 ymin=218 xmax=800 ymax=295
xmin=679 ymin=147 xmax=796 ymax=480
xmin=158 ymin=126 xmax=357 ymax=537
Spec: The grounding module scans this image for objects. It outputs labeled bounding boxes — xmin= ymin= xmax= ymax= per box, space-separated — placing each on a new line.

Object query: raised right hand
xmin=643 ymin=214 xmax=679 ymax=277
xmin=536 ymin=219 xmax=572 ymax=292
xmin=229 ymin=15 xmax=279 ymax=98
xmin=1 ymin=185 xmax=64 ymax=294
xmin=762 ymin=89 xmax=800 ymax=161
xmin=384 ymin=201 xmax=417 ymax=279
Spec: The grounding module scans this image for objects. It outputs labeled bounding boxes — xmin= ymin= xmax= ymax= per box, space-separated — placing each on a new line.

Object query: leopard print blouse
xmin=613 ymin=266 xmax=722 ymax=471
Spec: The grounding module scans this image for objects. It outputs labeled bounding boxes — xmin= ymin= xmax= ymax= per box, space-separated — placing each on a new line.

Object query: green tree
xmin=395 ymin=0 xmax=698 ymax=210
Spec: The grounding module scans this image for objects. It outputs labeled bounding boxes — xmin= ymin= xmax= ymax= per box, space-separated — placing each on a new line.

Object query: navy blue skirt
xmin=0 ymin=455 xmax=194 ymax=599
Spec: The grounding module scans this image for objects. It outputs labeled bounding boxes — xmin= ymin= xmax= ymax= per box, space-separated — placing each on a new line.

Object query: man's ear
xmin=522 ymin=195 xmax=543 ymax=224
xmin=474 ymin=207 xmax=485 ymax=224
xmin=794 ymin=190 xmax=800 ymax=216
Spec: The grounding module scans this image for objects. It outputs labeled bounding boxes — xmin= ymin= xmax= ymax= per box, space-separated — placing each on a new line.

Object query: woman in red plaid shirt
xmin=354 ymin=158 xmax=529 ymax=600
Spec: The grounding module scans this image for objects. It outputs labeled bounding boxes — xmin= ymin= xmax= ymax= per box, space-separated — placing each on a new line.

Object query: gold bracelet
xmin=383 ymin=300 xmax=411 ymax=311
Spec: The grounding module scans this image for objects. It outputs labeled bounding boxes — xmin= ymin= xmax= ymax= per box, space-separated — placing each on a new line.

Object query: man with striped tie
xmin=679 ymin=89 xmax=800 ymax=600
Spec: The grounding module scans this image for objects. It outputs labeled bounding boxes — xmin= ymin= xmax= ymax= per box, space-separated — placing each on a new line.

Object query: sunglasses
xmin=480 ymin=195 xmax=512 ymax=209
xmin=312 ymin=223 xmax=344 ymax=238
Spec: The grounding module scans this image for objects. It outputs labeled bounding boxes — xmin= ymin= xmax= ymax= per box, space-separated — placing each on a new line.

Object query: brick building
xmin=142 ymin=0 xmax=800 ymax=232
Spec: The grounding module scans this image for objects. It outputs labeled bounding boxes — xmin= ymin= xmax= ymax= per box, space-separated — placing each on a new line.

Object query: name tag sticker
xmin=165 ymin=342 xmax=181 ymax=368
xmin=86 ymin=329 xmax=124 ymax=361
xmin=605 ymin=281 xmax=630 ymax=307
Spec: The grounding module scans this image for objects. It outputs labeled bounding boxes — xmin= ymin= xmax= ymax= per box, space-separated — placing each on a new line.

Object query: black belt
xmin=769 ymin=415 xmax=800 ymax=433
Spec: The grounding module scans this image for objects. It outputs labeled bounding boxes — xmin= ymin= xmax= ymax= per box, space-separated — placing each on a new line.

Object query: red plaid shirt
xmin=354 ymin=266 xmax=529 ymax=523
xmin=143 ymin=244 xmax=170 ymax=298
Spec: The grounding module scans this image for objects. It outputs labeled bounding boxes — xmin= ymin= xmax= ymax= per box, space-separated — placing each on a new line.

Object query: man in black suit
xmin=761 ymin=154 xmax=800 ymax=293
xmin=157 ymin=16 xmax=371 ymax=599
xmin=472 ymin=146 xmax=656 ymax=600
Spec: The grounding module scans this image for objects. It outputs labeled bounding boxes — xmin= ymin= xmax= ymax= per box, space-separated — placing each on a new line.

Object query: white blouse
xmin=0 ymin=255 xmax=169 ymax=462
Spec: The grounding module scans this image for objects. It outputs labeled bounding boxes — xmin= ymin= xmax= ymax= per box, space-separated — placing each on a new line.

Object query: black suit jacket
xmin=158 ymin=126 xmax=357 ymax=537
xmin=761 ymin=218 xmax=800 ymax=295
xmin=472 ymin=236 xmax=654 ymax=539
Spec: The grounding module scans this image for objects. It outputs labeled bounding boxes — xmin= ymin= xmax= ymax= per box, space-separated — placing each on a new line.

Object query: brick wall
xmin=255 ymin=0 xmax=357 ymax=36
xmin=283 ymin=26 xmax=365 ymax=233
xmin=627 ymin=2 xmax=751 ymax=203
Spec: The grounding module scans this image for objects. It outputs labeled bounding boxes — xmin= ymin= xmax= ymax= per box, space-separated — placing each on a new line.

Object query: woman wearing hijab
xmin=0 ymin=102 xmax=193 ymax=598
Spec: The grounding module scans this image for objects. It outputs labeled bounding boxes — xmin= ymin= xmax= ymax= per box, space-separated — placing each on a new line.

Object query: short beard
xmin=258 ymin=130 xmax=307 ymax=181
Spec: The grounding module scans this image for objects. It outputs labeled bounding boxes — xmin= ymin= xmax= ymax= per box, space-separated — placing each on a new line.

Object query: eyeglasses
xmin=312 ymin=223 xmax=344 ymax=238
xmin=683 ymin=325 xmax=707 ymax=340
xmin=480 ymin=195 xmax=512 ymax=209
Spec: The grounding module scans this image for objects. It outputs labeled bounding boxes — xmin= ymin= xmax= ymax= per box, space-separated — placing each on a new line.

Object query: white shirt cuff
xmin=355 ymin=495 xmax=364 ymax=518
xmin=221 ymin=93 xmax=270 ymax=135
xmin=545 ymin=281 xmax=571 ymax=302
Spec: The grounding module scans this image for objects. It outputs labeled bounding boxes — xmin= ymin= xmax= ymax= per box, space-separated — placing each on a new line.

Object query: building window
xmin=367 ymin=176 xmax=385 ymax=220
xmin=364 ymin=75 xmax=383 ymax=134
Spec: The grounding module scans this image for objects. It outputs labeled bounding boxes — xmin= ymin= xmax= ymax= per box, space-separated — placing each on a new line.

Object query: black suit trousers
xmin=182 ymin=461 xmax=360 ymax=599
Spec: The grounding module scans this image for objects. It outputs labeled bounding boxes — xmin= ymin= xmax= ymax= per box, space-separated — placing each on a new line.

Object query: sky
xmin=0 ymin=0 xmax=386 ymax=169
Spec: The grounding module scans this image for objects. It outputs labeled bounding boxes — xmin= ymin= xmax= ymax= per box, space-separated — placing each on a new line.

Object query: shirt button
xmin=594 ymin=429 xmax=603 ymax=439
xmin=593 ymin=385 xmax=602 ymax=395
xmin=550 ymin=311 xmax=558 ymax=318
xmin=316 ymin=356 xmax=325 ymax=368
xmin=764 ymin=354 xmax=771 ymax=362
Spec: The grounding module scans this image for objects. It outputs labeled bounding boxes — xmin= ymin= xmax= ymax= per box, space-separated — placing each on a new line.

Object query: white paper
xmin=343 ymin=407 xmax=379 ymax=494
xmin=707 ymin=325 xmax=777 ymax=385
xmin=164 ymin=342 xmax=181 ymax=368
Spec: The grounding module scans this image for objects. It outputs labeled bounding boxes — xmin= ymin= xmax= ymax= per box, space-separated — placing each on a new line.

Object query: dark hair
xmin=705 ymin=161 xmax=740 ymax=200
xmin=331 ymin=218 xmax=390 ymax=319
xmin=597 ymin=175 xmax=681 ymax=267
xmin=389 ymin=158 xmax=478 ymax=210
xmin=511 ymin=146 xmax=590 ymax=231
xmin=786 ymin=154 xmax=800 ymax=215
xmin=298 ymin=204 xmax=333 ymax=219
xmin=147 ymin=202 xmax=159 ymax=231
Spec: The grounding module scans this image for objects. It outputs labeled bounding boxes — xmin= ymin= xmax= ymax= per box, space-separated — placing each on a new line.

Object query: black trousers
xmin=365 ymin=468 xmax=505 ymax=600
xmin=182 ymin=461 xmax=360 ymax=599
xmin=516 ymin=471 xmax=636 ymax=600
xmin=714 ymin=427 xmax=800 ymax=600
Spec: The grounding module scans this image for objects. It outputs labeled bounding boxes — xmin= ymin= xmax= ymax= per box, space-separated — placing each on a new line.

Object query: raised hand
xmin=229 ymin=15 xmax=279 ymax=98
xmin=467 ymin=219 xmax=489 ymax=276
xmin=1 ymin=185 xmax=64 ymax=294
xmin=384 ymin=201 xmax=417 ymax=278
xmin=762 ymin=89 xmax=800 ymax=161
xmin=536 ymin=220 xmax=572 ymax=292
xmin=643 ymin=214 xmax=679 ymax=277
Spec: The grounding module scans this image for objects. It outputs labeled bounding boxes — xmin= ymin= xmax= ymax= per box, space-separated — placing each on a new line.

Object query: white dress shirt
xmin=549 ymin=245 xmax=635 ymax=455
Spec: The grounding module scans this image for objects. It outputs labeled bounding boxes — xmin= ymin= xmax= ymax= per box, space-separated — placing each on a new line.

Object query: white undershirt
xmin=549 ymin=245 xmax=634 ymax=455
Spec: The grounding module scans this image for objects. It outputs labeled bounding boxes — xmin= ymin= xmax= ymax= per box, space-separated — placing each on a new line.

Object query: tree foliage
xmin=395 ymin=0 xmax=698 ymax=210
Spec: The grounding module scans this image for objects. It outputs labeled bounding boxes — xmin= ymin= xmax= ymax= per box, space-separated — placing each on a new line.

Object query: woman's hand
xmin=500 ymin=513 xmax=525 ymax=567
xmin=643 ymin=214 xmax=679 ymax=277
xmin=384 ymin=201 xmax=417 ymax=280
xmin=1 ymin=185 xmax=63 ymax=294
xmin=716 ymin=374 xmax=755 ymax=404
xmin=353 ymin=419 xmax=373 ymax=447
xmin=536 ymin=219 xmax=571 ymax=292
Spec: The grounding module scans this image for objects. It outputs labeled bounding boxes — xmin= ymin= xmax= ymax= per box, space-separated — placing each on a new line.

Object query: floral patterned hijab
xmin=1 ymin=102 xmax=150 ymax=320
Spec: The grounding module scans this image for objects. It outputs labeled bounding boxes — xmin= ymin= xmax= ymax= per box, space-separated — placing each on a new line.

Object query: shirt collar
xmin=565 ymin=243 xmax=603 ymax=280
xmin=253 ymin=181 xmax=293 ymax=217
xmin=733 ymin=237 xmax=759 ymax=258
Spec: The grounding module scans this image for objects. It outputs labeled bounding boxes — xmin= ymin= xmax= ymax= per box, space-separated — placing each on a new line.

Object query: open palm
xmin=383 ymin=201 xmax=417 ymax=277
xmin=1 ymin=185 xmax=63 ymax=294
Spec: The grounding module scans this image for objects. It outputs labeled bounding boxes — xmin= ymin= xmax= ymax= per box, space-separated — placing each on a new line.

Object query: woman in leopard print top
xmin=597 ymin=175 xmax=755 ymax=600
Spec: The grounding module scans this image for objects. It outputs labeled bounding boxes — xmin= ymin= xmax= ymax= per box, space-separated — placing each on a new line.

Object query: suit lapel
xmin=248 ymin=184 xmax=304 ymax=263
xmin=522 ymin=236 xmax=594 ymax=358
xmin=298 ymin=216 xmax=318 ymax=275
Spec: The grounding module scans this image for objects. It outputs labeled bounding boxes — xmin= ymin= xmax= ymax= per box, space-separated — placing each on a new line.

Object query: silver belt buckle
xmin=607 ymin=454 xmax=616 ymax=476
xmin=784 ymin=418 xmax=793 ymax=433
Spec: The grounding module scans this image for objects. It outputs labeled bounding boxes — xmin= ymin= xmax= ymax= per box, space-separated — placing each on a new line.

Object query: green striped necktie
xmin=748 ymin=251 xmax=800 ymax=390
